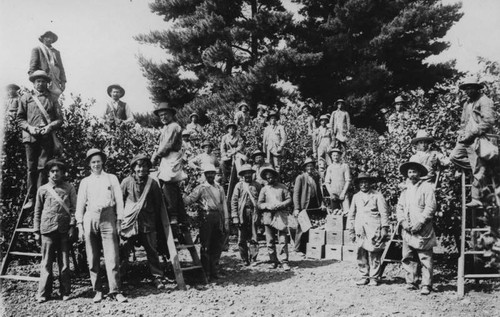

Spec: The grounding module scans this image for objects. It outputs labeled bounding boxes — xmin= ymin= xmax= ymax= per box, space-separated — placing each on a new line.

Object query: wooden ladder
xmin=457 ymin=170 xmax=500 ymax=297
xmin=159 ymin=183 xmax=208 ymax=290
xmin=0 ymin=197 xmax=41 ymax=282
xmin=380 ymin=220 xmax=403 ymax=277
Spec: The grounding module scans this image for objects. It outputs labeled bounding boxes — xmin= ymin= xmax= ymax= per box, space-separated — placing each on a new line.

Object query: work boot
xmin=268 ymin=262 xmax=279 ymax=270
xmin=154 ymin=278 xmax=165 ymax=290
xmin=282 ymin=262 xmax=291 ymax=271
xmin=420 ymin=286 xmax=431 ymax=295
xmin=356 ymin=278 xmax=369 ymax=286
xmin=62 ymin=295 xmax=70 ymax=301
xmin=466 ymin=199 xmax=483 ymax=208
xmin=406 ymin=283 xmax=418 ymax=290
xmin=36 ymin=296 xmax=47 ymax=303
xmin=113 ymin=293 xmax=128 ymax=303
xmin=23 ymin=198 xmax=34 ymax=210
xmin=93 ymin=291 xmax=103 ymax=303
xmin=368 ymin=279 xmax=379 ymax=286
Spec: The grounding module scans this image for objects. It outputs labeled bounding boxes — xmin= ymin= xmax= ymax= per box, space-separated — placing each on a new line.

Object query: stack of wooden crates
xmin=306 ymin=214 xmax=357 ymax=262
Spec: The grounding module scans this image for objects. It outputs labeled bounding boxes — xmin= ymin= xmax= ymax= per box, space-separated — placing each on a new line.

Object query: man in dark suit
xmin=29 ymin=31 xmax=66 ymax=99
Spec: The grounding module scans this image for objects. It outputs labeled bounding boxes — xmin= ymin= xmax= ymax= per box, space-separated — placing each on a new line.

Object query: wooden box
xmin=326 ymin=230 xmax=343 ymax=245
xmin=306 ymin=243 xmax=325 ymax=259
xmin=343 ymin=230 xmax=356 ymax=246
xmin=325 ymin=214 xmax=346 ymax=232
xmin=324 ymin=244 xmax=342 ymax=261
xmin=309 ymin=228 xmax=326 ymax=245
xmin=342 ymin=245 xmax=357 ymax=262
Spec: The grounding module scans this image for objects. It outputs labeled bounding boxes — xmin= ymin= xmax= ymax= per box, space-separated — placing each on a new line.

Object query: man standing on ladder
xmin=449 ymin=78 xmax=496 ymax=208
xmin=396 ymin=161 xmax=436 ymax=296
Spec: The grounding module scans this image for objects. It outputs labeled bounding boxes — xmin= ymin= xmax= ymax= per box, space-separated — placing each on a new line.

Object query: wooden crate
xmin=324 ymin=244 xmax=342 ymax=261
xmin=326 ymin=230 xmax=343 ymax=245
xmin=342 ymin=245 xmax=357 ymax=262
xmin=309 ymin=228 xmax=326 ymax=245
xmin=343 ymin=230 xmax=356 ymax=246
xmin=306 ymin=243 xmax=325 ymax=259
xmin=325 ymin=214 xmax=346 ymax=232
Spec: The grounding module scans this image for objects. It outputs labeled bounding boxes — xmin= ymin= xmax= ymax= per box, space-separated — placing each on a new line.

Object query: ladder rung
xmin=465 ymin=228 xmax=489 ymax=232
xmin=464 ymin=274 xmax=500 ymax=279
xmin=464 ymin=251 xmax=487 ymax=255
xmin=180 ymin=266 xmax=203 ymax=272
xmin=382 ymin=259 xmax=401 ymax=263
xmin=9 ymin=251 xmax=42 ymax=257
xmin=0 ymin=274 xmax=39 ymax=282
xmin=15 ymin=228 xmax=37 ymax=233
xmin=176 ymin=244 xmax=195 ymax=250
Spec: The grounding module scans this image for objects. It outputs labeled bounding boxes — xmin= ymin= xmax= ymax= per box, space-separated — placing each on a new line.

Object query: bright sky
xmin=0 ymin=0 xmax=499 ymax=115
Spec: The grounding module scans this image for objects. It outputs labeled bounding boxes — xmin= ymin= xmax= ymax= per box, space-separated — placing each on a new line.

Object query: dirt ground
xmin=1 ymin=240 xmax=500 ymax=317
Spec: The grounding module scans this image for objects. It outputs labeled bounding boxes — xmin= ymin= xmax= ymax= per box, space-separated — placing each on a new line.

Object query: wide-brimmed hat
xmin=6 ymin=84 xmax=20 ymax=91
xmin=85 ymin=148 xmax=107 ymax=164
xmin=238 ymin=102 xmax=249 ymax=111
xmin=107 ymin=84 xmax=125 ymax=98
xmin=201 ymin=140 xmax=213 ymax=148
xmin=267 ymin=111 xmax=279 ymax=120
xmin=335 ymin=99 xmax=346 ymax=104
xmin=29 ymin=70 xmax=51 ymax=83
xmin=153 ymin=102 xmax=177 ymax=116
xmin=238 ymin=164 xmax=255 ymax=176
xmin=130 ymin=154 xmax=151 ymax=169
xmin=459 ymin=77 xmax=484 ymax=90
xmin=319 ymin=114 xmax=329 ymax=122
xmin=257 ymin=104 xmax=268 ymax=111
xmin=251 ymin=149 xmax=265 ymax=159
xmin=39 ymin=31 xmax=58 ymax=43
xmin=411 ymin=130 xmax=434 ymax=145
xmin=226 ymin=123 xmax=238 ymax=131
xmin=189 ymin=113 xmax=199 ymax=120
xmin=45 ymin=159 xmax=66 ymax=172
xmin=302 ymin=157 xmax=316 ymax=169
xmin=182 ymin=130 xmax=191 ymax=137
xmin=400 ymin=161 xmax=428 ymax=178
xmin=202 ymin=164 xmax=217 ymax=174
xmin=328 ymin=147 xmax=343 ymax=154
xmin=301 ymin=104 xmax=311 ymax=111
xmin=354 ymin=173 xmax=377 ymax=185
xmin=260 ymin=166 xmax=279 ymax=179
xmin=393 ymin=96 xmax=405 ymax=104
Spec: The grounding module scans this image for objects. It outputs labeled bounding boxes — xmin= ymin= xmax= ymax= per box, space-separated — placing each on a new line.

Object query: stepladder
xmin=457 ymin=167 xmax=500 ymax=297
xmin=380 ymin=220 xmax=403 ymax=277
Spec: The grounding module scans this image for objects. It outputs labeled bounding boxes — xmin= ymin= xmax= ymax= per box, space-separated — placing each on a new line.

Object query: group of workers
xmin=3 ymin=30 xmax=497 ymax=304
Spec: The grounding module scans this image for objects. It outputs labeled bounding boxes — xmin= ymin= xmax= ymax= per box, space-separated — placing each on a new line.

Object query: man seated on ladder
xmin=120 ymin=154 xmax=167 ymax=290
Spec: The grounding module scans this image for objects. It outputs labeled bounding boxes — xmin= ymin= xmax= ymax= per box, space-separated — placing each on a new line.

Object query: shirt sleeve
xmin=33 ymin=187 xmax=44 ymax=232
xmin=279 ymin=126 xmax=287 ymax=147
xmin=156 ymin=124 xmax=181 ymax=157
xmin=68 ymin=184 xmax=77 ymax=225
xmin=377 ymin=193 xmax=390 ymax=227
xmin=184 ymin=185 xmax=202 ymax=206
xmin=124 ymin=103 xmax=134 ymax=122
xmin=347 ymin=194 xmax=357 ymax=232
xmin=293 ymin=176 xmax=302 ymax=210
xmin=257 ymin=187 xmax=267 ymax=210
xmin=75 ymin=178 xmax=88 ymax=224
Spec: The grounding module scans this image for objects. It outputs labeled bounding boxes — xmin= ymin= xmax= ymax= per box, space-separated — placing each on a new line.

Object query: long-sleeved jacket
xmin=460 ymin=94 xmax=495 ymax=138
xmin=231 ymin=181 xmax=261 ymax=223
xmin=410 ymin=150 xmax=450 ymax=178
xmin=184 ymin=182 xmax=229 ymax=220
xmin=293 ymin=173 xmax=323 ymax=211
xmin=257 ymin=182 xmax=291 ymax=212
xmin=17 ymin=91 xmax=63 ymax=143
xmin=121 ymin=176 xmax=163 ymax=233
xmin=220 ymin=133 xmax=244 ymax=161
xmin=329 ymin=110 xmax=350 ymax=142
xmin=348 ymin=189 xmax=389 ymax=252
xmin=155 ymin=121 xmax=182 ymax=158
xmin=29 ymin=45 xmax=66 ymax=84
xmin=396 ymin=180 xmax=437 ymax=250
xmin=263 ymin=124 xmax=286 ymax=155
xmin=34 ymin=180 xmax=76 ymax=234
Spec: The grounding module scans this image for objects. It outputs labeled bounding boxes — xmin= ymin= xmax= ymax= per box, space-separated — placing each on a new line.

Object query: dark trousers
xmin=38 ymin=231 xmax=70 ymax=298
xmin=161 ymin=182 xmax=188 ymax=223
xmin=402 ymin=241 xmax=433 ymax=287
xmin=120 ymin=231 xmax=164 ymax=279
xmin=199 ymin=212 xmax=224 ymax=277
xmin=25 ymin=140 xmax=53 ymax=199
xmin=238 ymin=206 xmax=259 ymax=262
xmin=220 ymin=159 xmax=233 ymax=184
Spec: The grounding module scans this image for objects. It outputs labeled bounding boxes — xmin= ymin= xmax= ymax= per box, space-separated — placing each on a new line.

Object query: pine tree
xmin=136 ymin=0 xmax=320 ymax=121
xmin=290 ymin=0 xmax=463 ymax=130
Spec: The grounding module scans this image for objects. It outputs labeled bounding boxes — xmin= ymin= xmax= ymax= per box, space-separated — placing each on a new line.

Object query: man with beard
xmin=449 ymin=78 xmax=496 ymax=208
xmin=184 ymin=164 xmax=229 ymax=280
xmin=231 ymin=164 xmax=262 ymax=265
xmin=348 ymin=173 xmax=389 ymax=286
xmin=396 ymin=162 xmax=436 ymax=295
xmin=120 ymin=154 xmax=166 ymax=290
xmin=257 ymin=166 xmax=292 ymax=271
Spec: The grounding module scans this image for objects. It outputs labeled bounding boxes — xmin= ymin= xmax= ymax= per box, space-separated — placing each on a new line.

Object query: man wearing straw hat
xmin=449 ymin=78 xmax=496 ymax=208
xmin=396 ymin=161 xmax=436 ymax=295
xmin=220 ymin=122 xmax=245 ymax=183
xmin=151 ymin=102 xmax=188 ymax=225
xmin=293 ymin=158 xmax=325 ymax=254
xmin=186 ymin=112 xmax=203 ymax=135
xmin=347 ymin=173 xmax=389 ymax=286
xmin=262 ymin=111 xmax=287 ymax=173
xmin=234 ymin=101 xmax=251 ymax=127
xmin=17 ymin=70 xmax=63 ymax=210
xmin=251 ymin=149 xmax=270 ymax=186
xmin=184 ymin=164 xmax=229 ymax=280
xmin=329 ymin=99 xmax=351 ymax=150
xmin=257 ymin=166 xmax=292 ymax=271
xmin=313 ymin=114 xmax=333 ymax=178
xmin=231 ymin=164 xmax=262 ymax=265
xmin=189 ymin=140 xmax=220 ymax=172
xmin=103 ymin=84 xmax=133 ymax=124
xmin=29 ymin=31 xmax=66 ymax=99
xmin=409 ymin=130 xmax=450 ymax=182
